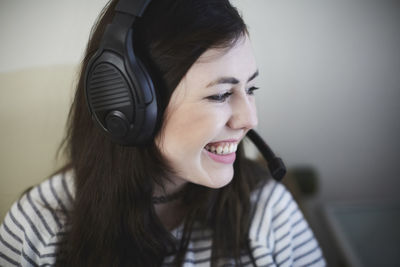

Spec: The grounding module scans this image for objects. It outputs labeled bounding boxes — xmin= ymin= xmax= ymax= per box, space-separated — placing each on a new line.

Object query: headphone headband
xmin=115 ymin=0 xmax=152 ymax=17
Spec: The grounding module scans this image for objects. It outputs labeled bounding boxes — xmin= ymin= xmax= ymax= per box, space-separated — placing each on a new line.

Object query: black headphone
xmin=84 ymin=0 xmax=286 ymax=181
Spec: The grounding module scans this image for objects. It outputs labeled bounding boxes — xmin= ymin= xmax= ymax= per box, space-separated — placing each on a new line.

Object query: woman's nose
xmin=227 ymin=94 xmax=258 ymax=130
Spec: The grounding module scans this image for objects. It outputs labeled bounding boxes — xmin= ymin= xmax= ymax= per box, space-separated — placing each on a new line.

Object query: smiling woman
xmin=0 ymin=0 xmax=325 ymax=266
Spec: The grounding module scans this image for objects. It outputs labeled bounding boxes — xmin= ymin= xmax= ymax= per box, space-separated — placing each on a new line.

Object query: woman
xmin=0 ymin=0 xmax=325 ymax=266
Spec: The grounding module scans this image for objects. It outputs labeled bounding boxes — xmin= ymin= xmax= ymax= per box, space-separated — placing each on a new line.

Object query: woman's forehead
xmin=186 ymin=36 xmax=257 ymax=85
xmin=196 ymin=35 xmax=248 ymax=63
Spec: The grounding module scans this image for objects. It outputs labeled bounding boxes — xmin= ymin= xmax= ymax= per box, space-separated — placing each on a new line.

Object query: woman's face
xmin=156 ymin=35 xmax=258 ymax=189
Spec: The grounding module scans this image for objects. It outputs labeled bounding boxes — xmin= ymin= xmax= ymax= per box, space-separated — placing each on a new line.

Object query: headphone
xmin=84 ymin=0 xmax=286 ymax=181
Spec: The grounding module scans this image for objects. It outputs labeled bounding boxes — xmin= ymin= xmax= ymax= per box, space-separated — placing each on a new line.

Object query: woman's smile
xmin=203 ymin=139 xmax=240 ymax=164
xmin=203 ymin=148 xmax=237 ymax=164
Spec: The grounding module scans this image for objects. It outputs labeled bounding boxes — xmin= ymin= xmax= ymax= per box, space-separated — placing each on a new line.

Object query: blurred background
xmin=1 ymin=0 xmax=399 ymax=266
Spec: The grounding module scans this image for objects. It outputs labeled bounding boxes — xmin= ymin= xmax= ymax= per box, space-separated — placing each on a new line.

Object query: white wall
xmin=0 ymin=0 xmax=109 ymax=72
xmin=232 ymin=0 xmax=400 ymax=202
xmin=1 ymin=0 xmax=399 ymax=211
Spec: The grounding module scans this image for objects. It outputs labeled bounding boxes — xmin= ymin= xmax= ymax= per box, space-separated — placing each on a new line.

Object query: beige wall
xmin=0 ymin=65 xmax=77 ymax=220
xmin=0 ymin=0 xmax=107 ymax=220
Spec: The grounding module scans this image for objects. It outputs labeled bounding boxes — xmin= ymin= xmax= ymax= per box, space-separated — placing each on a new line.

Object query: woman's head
xmin=68 ymin=0 xmax=254 ymax=188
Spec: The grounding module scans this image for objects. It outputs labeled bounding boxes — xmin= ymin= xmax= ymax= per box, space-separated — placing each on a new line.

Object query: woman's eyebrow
xmin=206 ymin=70 xmax=259 ymax=87
xmin=247 ymin=70 xmax=259 ymax=82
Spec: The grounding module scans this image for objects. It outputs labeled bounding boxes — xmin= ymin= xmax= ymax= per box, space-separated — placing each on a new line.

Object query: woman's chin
xmin=199 ymin=167 xmax=234 ymax=189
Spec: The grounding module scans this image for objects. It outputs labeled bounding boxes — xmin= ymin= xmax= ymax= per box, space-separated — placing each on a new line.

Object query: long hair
xmin=56 ymin=0 xmax=265 ymax=266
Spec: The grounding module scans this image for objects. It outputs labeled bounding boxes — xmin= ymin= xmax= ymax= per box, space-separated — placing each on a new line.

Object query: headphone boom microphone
xmin=246 ymin=130 xmax=286 ymax=181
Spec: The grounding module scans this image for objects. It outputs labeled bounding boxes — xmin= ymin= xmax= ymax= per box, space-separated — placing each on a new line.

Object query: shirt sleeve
xmin=249 ymin=180 xmax=326 ymax=267
xmin=0 ymin=193 xmax=57 ymax=267
xmin=1 ymin=174 xmax=71 ymax=266
xmin=0 ymin=201 xmax=24 ymax=266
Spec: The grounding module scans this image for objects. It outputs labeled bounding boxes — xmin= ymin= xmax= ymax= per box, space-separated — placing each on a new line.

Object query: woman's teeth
xmin=205 ymin=143 xmax=238 ymax=155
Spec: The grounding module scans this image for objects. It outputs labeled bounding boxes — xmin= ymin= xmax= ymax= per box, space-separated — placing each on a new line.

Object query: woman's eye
xmin=247 ymin=86 xmax=260 ymax=95
xmin=207 ymin=92 xmax=233 ymax=102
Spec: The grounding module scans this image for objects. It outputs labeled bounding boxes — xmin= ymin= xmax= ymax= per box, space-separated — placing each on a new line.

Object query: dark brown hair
xmin=56 ymin=0 xmax=266 ymax=266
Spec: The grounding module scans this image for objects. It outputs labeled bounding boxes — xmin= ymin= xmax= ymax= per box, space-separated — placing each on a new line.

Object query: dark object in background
xmin=287 ymin=166 xmax=318 ymax=197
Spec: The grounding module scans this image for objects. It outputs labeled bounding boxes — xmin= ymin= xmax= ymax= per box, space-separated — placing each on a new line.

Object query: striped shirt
xmin=0 ymin=172 xmax=325 ymax=266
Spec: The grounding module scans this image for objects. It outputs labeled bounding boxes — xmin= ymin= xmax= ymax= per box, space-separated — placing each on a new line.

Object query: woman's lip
xmin=216 ymin=139 xmax=239 ymax=142
xmin=206 ymin=138 xmax=240 ymax=146
xmin=203 ymin=148 xmax=236 ymax=164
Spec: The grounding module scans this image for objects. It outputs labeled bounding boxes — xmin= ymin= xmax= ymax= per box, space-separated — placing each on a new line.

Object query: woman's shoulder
xmin=248 ymin=178 xmax=288 ymax=241
xmin=248 ymin=179 xmax=326 ymax=266
xmin=0 ymin=171 xmax=75 ymax=266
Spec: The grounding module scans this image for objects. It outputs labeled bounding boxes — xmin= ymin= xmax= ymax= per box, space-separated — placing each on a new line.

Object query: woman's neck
xmin=153 ymin=177 xmax=188 ymax=230
xmin=154 ymin=199 xmax=186 ymax=231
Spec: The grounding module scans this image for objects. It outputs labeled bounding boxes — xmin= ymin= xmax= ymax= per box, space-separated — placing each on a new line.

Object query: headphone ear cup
xmin=84 ymin=2 xmax=159 ymax=146
xmin=85 ymin=46 xmax=158 ymax=145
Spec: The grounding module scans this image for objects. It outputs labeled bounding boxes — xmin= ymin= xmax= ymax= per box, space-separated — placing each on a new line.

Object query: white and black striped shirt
xmin=0 ymin=172 xmax=325 ymax=266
